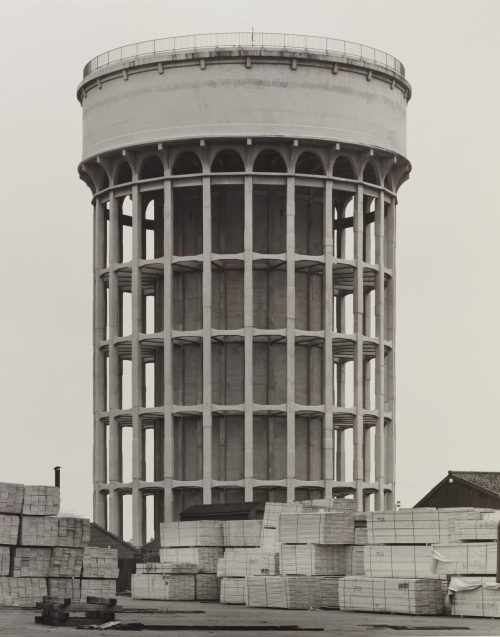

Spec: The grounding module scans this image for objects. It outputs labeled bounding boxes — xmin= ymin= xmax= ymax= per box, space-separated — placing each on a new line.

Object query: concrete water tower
xmin=77 ymin=33 xmax=411 ymax=546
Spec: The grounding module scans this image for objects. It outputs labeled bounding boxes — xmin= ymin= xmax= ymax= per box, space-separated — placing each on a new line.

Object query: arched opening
xmin=172 ymin=151 xmax=202 ymax=175
xmin=115 ymin=161 xmax=132 ymax=185
xmin=363 ymin=162 xmax=378 ymax=185
xmin=333 ymin=156 xmax=356 ymax=179
xmin=140 ymin=155 xmax=164 ymax=179
xmin=211 ymin=149 xmax=244 ymax=172
xmin=253 ymin=149 xmax=286 ymax=173
xmin=295 ymin=152 xmax=324 ymax=175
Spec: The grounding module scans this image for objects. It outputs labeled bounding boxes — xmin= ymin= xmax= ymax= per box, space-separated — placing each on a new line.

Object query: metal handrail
xmin=82 ymin=32 xmax=405 ymax=79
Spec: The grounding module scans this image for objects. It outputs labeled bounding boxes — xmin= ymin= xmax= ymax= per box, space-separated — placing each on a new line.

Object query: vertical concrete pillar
xmin=163 ymin=177 xmax=174 ymax=521
xmin=323 ymin=180 xmax=334 ymax=497
xmin=286 ymin=175 xmax=295 ymax=501
xmin=374 ymin=192 xmax=386 ymax=510
xmin=353 ymin=184 xmax=364 ymax=510
xmin=132 ymin=184 xmax=144 ymax=546
xmin=385 ymin=200 xmax=396 ymax=508
xmin=244 ymin=175 xmax=253 ymax=502
xmin=202 ymin=176 xmax=212 ymax=504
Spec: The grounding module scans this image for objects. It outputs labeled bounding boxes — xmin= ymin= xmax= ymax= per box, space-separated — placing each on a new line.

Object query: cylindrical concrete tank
xmin=77 ymin=33 xmax=411 ymax=546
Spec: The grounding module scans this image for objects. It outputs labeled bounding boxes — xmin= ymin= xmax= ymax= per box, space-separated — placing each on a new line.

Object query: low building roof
xmin=89 ymin=523 xmax=141 ymax=559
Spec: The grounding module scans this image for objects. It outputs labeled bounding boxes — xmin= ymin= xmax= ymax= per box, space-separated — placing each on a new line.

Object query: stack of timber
xmin=279 ymin=511 xmax=355 ymax=545
xmin=364 ymin=545 xmax=438 ymax=579
xmin=448 ymin=577 xmax=500 ymax=618
xmin=354 ymin=513 xmax=368 ymax=545
xmin=217 ymin=548 xmax=279 ymax=577
xmin=82 ymin=547 xmax=119 ymax=580
xmin=246 ymin=575 xmax=321 ymax=609
xmin=365 ymin=508 xmax=491 ymax=545
xmin=319 ymin=576 xmax=342 ymax=609
xmin=432 ymin=543 xmax=497 ymax=576
xmin=220 ymin=576 xmax=247 ymax=605
xmin=160 ymin=520 xmax=223 ymax=548
xmin=195 ymin=573 xmax=220 ymax=600
xmin=280 ymin=544 xmax=346 ymax=576
xmin=339 ymin=576 xmax=444 ymax=615
xmin=132 ymin=573 xmax=195 ymax=601
xmin=223 ymin=520 xmax=262 ymax=547
xmin=0 ymin=481 xmax=118 ymax=607
xmin=345 ymin=545 xmax=365 ymax=576
xmin=136 ymin=562 xmax=199 ymax=574
xmin=159 ymin=547 xmax=223 ymax=573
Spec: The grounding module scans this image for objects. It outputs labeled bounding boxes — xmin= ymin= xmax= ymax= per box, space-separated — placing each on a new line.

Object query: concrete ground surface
xmin=1 ymin=596 xmax=499 ymax=637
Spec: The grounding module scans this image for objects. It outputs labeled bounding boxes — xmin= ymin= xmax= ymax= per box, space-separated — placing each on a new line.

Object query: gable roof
xmin=89 ymin=523 xmax=141 ymax=558
xmin=415 ymin=471 xmax=500 ymax=507
xmin=181 ymin=501 xmax=265 ymax=519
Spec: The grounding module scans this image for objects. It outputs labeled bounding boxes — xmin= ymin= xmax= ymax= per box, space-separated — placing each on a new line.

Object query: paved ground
xmin=1 ymin=596 xmax=499 ymax=637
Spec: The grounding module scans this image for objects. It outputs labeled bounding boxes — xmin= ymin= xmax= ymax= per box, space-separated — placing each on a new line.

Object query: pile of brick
xmin=0 ymin=482 xmax=118 ymax=606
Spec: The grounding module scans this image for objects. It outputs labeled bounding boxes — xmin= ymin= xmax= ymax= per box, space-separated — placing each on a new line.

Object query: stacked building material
xmin=195 ymin=573 xmax=220 ymax=601
xmin=280 ymin=544 xmax=346 ymax=576
xmin=223 ymin=520 xmax=262 ymax=547
xmin=136 ymin=562 xmax=199 ymax=574
xmin=82 ymin=547 xmax=119 ymax=579
xmin=339 ymin=576 xmax=444 ymax=615
xmin=217 ymin=548 xmax=279 ymax=577
xmin=364 ymin=545 xmax=437 ymax=579
xmin=0 ymin=481 xmax=117 ymax=607
xmin=345 ymin=545 xmax=365 ymax=576
xmin=132 ymin=573 xmax=196 ymax=601
xmin=432 ymin=543 xmax=497 ymax=576
xmin=354 ymin=513 xmax=368 ymax=545
xmin=448 ymin=577 xmax=500 ymax=618
xmin=160 ymin=520 xmax=223 ymax=548
xmin=246 ymin=575 xmax=321 ymax=609
xmin=319 ymin=576 xmax=342 ymax=609
xmin=158 ymin=547 xmax=223 ymax=574
xmin=279 ymin=512 xmax=355 ymax=545
xmin=220 ymin=577 xmax=247 ymax=605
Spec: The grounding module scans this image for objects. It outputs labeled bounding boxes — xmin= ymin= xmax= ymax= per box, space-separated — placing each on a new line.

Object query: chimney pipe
xmin=53 ymin=466 xmax=61 ymax=489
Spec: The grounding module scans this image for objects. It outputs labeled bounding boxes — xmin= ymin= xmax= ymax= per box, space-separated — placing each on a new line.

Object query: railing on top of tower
xmin=83 ymin=32 xmax=405 ymax=79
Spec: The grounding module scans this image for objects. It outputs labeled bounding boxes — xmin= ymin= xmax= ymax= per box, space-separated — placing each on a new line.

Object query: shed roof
xmin=415 ymin=471 xmax=500 ymax=507
xmin=181 ymin=501 xmax=265 ymax=519
xmin=89 ymin=523 xmax=141 ymax=559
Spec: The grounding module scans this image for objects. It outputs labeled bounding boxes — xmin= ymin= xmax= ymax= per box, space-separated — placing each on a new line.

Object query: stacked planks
xmin=448 ymin=577 xmax=500 ymax=618
xmin=280 ymin=544 xmax=346 ymax=576
xmin=279 ymin=511 xmax=355 ymax=545
xmin=223 ymin=521 xmax=262 ymax=547
xmin=345 ymin=545 xmax=365 ymax=576
xmin=158 ymin=547 xmax=223 ymax=574
xmin=136 ymin=562 xmax=199 ymax=574
xmin=82 ymin=547 xmax=119 ymax=580
xmin=319 ymin=576 xmax=342 ymax=609
xmin=246 ymin=575 xmax=321 ymax=609
xmin=195 ymin=573 xmax=220 ymax=600
xmin=339 ymin=576 xmax=444 ymax=615
xmin=160 ymin=521 xmax=223 ymax=548
xmin=432 ymin=543 xmax=497 ymax=576
xmin=0 ymin=481 xmax=118 ymax=607
xmin=132 ymin=573 xmax=195 ymax=601
xmin=220 ymin=577 xmax=247 ymax=605
xmin=217 ymin=548 xmax=279 ymax=577
xmin=364 ymin=545 xmax=437 ymax=579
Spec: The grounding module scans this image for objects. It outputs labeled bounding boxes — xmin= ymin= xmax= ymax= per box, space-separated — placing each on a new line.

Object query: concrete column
xmin=374 ymin=191 xmax=386 ymax=510
xmin=335 ymin=428 xmax=345 ymax=481
xmin=93 ymin=198 xmax=107 ymax=525
xmin=202 ymin=176 xmax=212 ymax=504
xmin=385 ymin=199 xmax=396 ymax=507
xmin=286 ymin=176 xmax=296 ymax=501
xmin=244 ymin=175 xmax=254 ymax=501
xmin=353 ymin=184 xmax=364 ymax=510
xmin=107 ymin=193 xmax=121 ymax=535
xmin=323 ymin=181 xmax=334 ymax=497
xmin=163 ymin=178 xmax=174 ymax=521
xmin=131 ymin=184 xmax=144 ymax=545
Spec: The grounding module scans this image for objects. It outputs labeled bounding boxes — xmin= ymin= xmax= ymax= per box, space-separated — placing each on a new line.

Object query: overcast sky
xmin=1 ymin=0 xmax=499 ymax=521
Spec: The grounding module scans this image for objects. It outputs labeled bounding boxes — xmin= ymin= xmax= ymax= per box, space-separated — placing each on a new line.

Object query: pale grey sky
xmin=1 ymin=0 xmax=499 ymax=520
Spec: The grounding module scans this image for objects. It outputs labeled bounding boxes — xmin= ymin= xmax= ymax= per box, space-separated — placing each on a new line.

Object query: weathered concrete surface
xmin=1 ymin=597 xmax=500 ymax=637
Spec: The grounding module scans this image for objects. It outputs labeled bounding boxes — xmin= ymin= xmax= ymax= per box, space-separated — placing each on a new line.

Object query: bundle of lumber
xmin=80 ymin=579 xmax=116 ymax=601
xmin=82 ymin=548 xmax=119 ymax=579
xmin=432 ymin=543 xmax=497 ymax=575
xmin=319 ymin=576 xmax=341 ymax=609
xmin=345 ymin=546 xmax=365 ymax=576
xmin=20 ymin=517 xmax=90 ymax=547
xmin=280 ymin=544 xmax=346 ymax=576
xmin=246 ymin=575 xmax=321 ymax=609
xmin=365 ymin=508 xmax=490 ymax=545
xmin=11 ymin=548 xmax=52 ymax=577
xmin=453 ymin=520 xmax=499 ymax=542
xmin=49 ymin=547 xmax=84 ymax=577
xmin=159 ymin=547 xmax=223 ymax=573
xmin=136 ymin=562 xmax=199 ymax=574
xmin=449 ymin=577 xmax=500 ymax=618
xmin=223 ymin=520 xmax=262 ymax=547
xmin=339 ymin=576 xmax=444 ymax=615
xmin=300 ymin=498 xmax=357 ymax=512
xmin=0 ymin=576 xmax=49 ymax=607
xmin=0 ymin=514 xmax=20 ymax=544
xmin=220 ymin=577 xmax=247 ymax=605
xmin=46 ymin=578 xmax=81 ymax=602
xmin=217 ymin=548 xmax=279 ymax=577
xmin=0 ymin=546 xmax=10 ymax=575
xmin=364 ymin=545 xmax=437 ymax=579
xmin=260 ymin=525 xmax=281 ymax=555
xmin=0 ymin=483 xmax=60 ymax=516
xmin=354 ymin=513 xmax=368 ymax=545
xmin=160 ymin=520 xmax=223 ymax=548
xmin=279 ymin=511 xmax=355 ymax=545
xmin=195 ymin=573 xmax=220 ymax=600
xmin=131 ymin=573 xmax=195 ymax=601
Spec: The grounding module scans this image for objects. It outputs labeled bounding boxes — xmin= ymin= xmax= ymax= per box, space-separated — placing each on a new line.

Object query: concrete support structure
xmin=78 ymin=33 xmax=411 ymax=545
